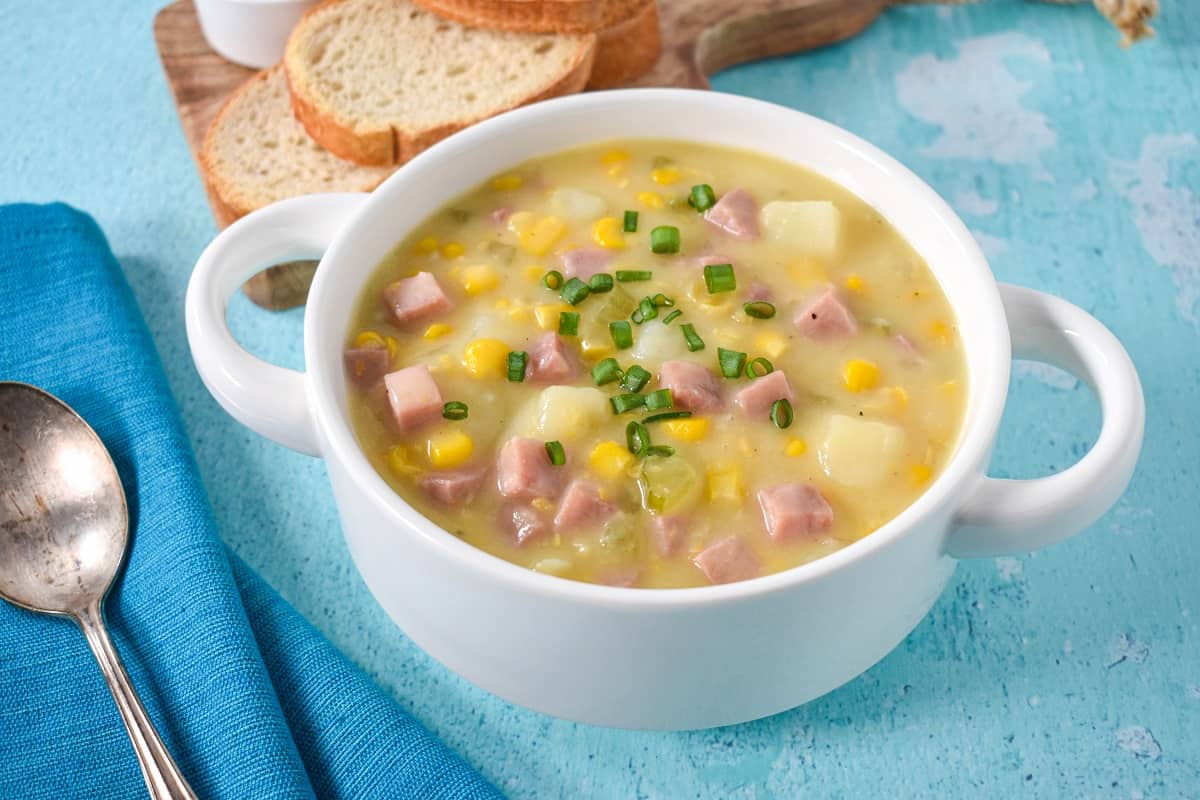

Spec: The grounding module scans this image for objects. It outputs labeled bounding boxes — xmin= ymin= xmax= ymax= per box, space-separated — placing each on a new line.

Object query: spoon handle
xmin=75 ymin=603 xmax=199 ymax=800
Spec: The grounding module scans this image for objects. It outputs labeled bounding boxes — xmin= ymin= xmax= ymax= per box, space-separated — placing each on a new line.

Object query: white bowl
xmin=194 ymin=0 xmax=318 ymax=69
xmin=185 ymin=90 xmax=1144 ymax=729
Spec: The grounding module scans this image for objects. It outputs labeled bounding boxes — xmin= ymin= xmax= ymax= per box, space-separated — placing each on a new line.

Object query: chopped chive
xmin=681 ymin=323 xmax=705 ymax=352
xmin=688 ymin=184 xmax=716 ymax=212
xmin=632 ymin=296 xmax=658 ymax=324
xmin=662 ymin=309 xmax=683 ymax=325
xmin=588 ymin=273 xmax=614 ymax=293
xmin=651 ymin=293 xmax=674 ymax=307
xmin=747 ymin=357 xmax=774 ymax=378
xmin=644 ymin=388 xmax=673 ymax=411
xmin=644 ymin=410 xmax=692 ymax=423
xmin=442 ymin=401 xmax=468 ymax=420
xmin=652 ymin=155 xmax=674 ymax=169
xmin=646 ymin=444 xmax=676 ymax=458
xmin=616 ymin=269 xmax=652 ymax=282
xmin=744 ymin=301 xmax=776 ymax=319
xmin=623 ymin=210 xmax=639 ymax=232
xmin=626 ymin=421 xmax=650 ymax=456
xmin=558 ymin=311 xmax=579 ymax=336
xmin=718 ymin=347 xmax=747 ymax=379
xmin=610 ymin=320 xmax=633 ymax=349
xmin=545 ymin=440 xmax=566 ymax=466
xmin=542 ymin=270 xmax=564 ymax=290
xmin=507 ymin=351 xmax=527 ymax=382
xmin=611 ymin=393 xmax=646 ymax=415
xmin=591 ymin=357 xmax=623 ymax=386
xmin=560 ymin=277 xmax=590 ymax=305
xmin=703 ymin=263 xmax=736 ymax=294
xmin=650 ymin=226 xmax=681 ymax=254
xmin=621 ymin=365 xmax=651 ymax=392
xmin=770 ymin=398 xmax=794 ymax=429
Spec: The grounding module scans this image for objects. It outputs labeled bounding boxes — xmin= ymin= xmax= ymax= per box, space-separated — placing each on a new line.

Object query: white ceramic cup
xmin=186 ymin=90 xmax=1144 ymax=729
xmin=194 ymin=0 xmax=318 ymax=69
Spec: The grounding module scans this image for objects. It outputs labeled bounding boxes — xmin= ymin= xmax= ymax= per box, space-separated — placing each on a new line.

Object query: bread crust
xmin=587 ymin=0 xmax=659 ymax=89
xmin=411 ymin=0 xmax=644 ymax=33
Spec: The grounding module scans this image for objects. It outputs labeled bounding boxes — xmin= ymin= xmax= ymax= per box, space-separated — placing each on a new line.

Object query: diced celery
xmin=637 ymin=455 xmax=701 ymax=514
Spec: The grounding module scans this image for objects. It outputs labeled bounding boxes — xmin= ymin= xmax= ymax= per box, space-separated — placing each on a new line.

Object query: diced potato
xmin=760 ymin=200 xmax=841 ymax=258
xmin=550 ymin=188 xmax=607 ymax=220
xmin=533 ymin=386 xmax=609 ymax=442
xmin=637 ymin=455 xmax=701 ymax=514
xmin=817 ymin=414 xmax=906 ymax=487
xmin=631 ymin=318 xmax=692 ymax=363
xmin=706 ymin=463 xmax=744 ymax=504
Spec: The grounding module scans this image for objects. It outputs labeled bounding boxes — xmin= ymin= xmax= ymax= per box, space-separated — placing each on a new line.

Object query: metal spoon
xmin=0 ymin=382 xmax=197 ymax=800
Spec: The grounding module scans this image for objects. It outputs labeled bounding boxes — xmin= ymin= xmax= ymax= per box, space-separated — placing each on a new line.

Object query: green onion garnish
xmin=626 ymin=421 xmax=650 ymax=456
xmin=688 ymin=184 xmax=716 ymax=212
xmin=560 ymin=277 xmax=590 ymax=305
xmin=646 ymin=444 xmax=676 ymax=458
xmin=770 ymin=398 xmax=794 ymax=429
xmin=542 ymin=270 xmax=564 ymax=290
xmin=623 ymin=210 xmax=639 ymax=232
xmin=744 ymin=301 xmax=776 ymax=319
xmin=747 ymin=357 xmax=774 ymax=378
xmin=621 ymin=365 xmax=651 ymax=392
xmin=611 ymin=393 xmax=646 ymax=415
xmin=681 ymin=323 xmax=705 ymax=352
xmin=616 ymin=270 xmax=652 ymax=282
xmin=545 ymin=440 xmax=566 ymax=466
xmin=650 ymin=226 xmax=681 ymax=254
xmin=718 ymin=348 xmax=747 ymax=379
xmin=644 ymin=388 xmax=673 ymax=411
xmin=703 ymin=263 xmax=736 ymax=294
xmin=507 ymin=351 xmax=527 ymax=382
xmin=632 ymin=296 xmax=657 ymax=324
xmin=589 ymin=273 xmax=614 ymax=293
xmin=558 ymin=311 xmax=579 ymax=336
xmin=652 ymin=293 xmax=674 ymax=307
xmin=644 ymin=410 xmax=692 ymax=423
xmin=662 ymin=309 xmax=683 ymax=325
xmin=591 ymin=357 xmax=623 ymax=386
xmin=442 ymin=401 xmax=468 ymax=420
xmin=610 ymin=320 xmax=633 ymax=349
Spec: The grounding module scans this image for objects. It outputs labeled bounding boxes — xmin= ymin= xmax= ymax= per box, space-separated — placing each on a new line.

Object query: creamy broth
xmin=344 ymin=140 xmax=967 ymax=588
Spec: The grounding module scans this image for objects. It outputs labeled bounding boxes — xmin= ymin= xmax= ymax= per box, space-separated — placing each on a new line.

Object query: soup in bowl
xmin=187 ymin=90 xmax=1142 ymax=728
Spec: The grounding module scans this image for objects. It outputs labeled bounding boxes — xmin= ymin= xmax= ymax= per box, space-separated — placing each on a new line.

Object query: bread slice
xmin=410 ymin=0 xmax=644 ymax=33
xmin=201 ymin=66 xmax=394 ymax=226
xmin=284 ymin=0 xmax=596 ymax=166
xmin=587 ymin=0 xmax=659 ymax=89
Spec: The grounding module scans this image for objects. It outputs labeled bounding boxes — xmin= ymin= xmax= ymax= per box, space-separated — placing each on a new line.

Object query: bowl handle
xmin=946 ymin=284 xmax=1145 ymax=558
xmin=185 ymin=194 xmax=368 ymax=457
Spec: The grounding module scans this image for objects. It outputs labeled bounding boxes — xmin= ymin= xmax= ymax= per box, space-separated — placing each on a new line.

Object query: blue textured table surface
xmin=1 ymin=1 xmax=1196 ymax=796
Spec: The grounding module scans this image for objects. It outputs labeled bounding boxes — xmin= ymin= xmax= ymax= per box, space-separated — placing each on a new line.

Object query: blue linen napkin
xmin=0 ymin=203 xmax=504 ymax=800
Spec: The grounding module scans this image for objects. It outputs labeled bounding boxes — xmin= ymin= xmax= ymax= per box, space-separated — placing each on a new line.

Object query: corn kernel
xmin=532 ymin=497 xmax=555 ymax=513
xmin=601 ymin=149 xmax=630 ymax=165
xmin=423 ymin=323 xmax=452 ymax=340
xmin=427 ymin=428 xmax=474 ymax=469
xmin=460 ymin=263 xmax=500 ymax=295
xmin=606 ymin=163 xmax=629 ymax=186
xmin=909 ymin=463 xmax=933 ymax=486
xmin=886 ymin=386 xmax=909 ymax=411
xmin=939 ymin=379 xmax=960 ymax=397
xmin=517 ymin=215 xmax=566 ymax=256
xmin=534 ymin=303 xmax=572 ymax=330
xmin=929 ymin=320 xmax=951 ymax=344
xmin=523 ymin=264 xmax=543 ymax=282
xmin=353 ymin=330 xmax=386 ymax=349
xmin=386 ymin=445 xmax=421 ymax=477
xmin=462 ymin=338 xmax=509 ymax=378
xmin=662 ymin=417 xmax=710 ymax=443
xmin=651 ymin=166 xmax=681 ymax=185
xmin=592 ymin=217 xmax=626 ymax=249
xmin=589 ymin=440 xmax=634 ymax=480
xmin=413 ymin=236 xmax=439 ymax=254
xmin=507 ymin=210 xmax=535 ymax=236
xmin=430 ymin=353 xmax=455 ymax=373
xmin=384 ymin=336 xmax=399 ymax=360
xmin=845 ymin=274 xmax=866 ymax=292
xmin=493 ymin=298 xmax=510 ymax=310
xmin=492 ymin=174 xmax=523 ymax=191
xmin=754 ymin=332 xmax=788 ymax=360
xmin=637 ymin=191 xmax=665 ymax=209
xmin=507 ymin=306 xmax=532 ymax=324
xmin=441 ymin=242 xmax=465 ymax=259
xmin=707 ymin=464 xmax=744 ymax=504
xmin=842 ymin=358 xmax=880 ymax=393
xmin=579 ymin=338 xmax=613 ymax=360
xmin=785 ymin=438 xmax=808 ymax=457
xmin=788 ymin=258 xmax=828 ymax=288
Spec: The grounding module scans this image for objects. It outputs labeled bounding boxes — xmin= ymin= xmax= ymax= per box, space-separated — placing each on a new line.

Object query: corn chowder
xmin=344 ymin=141 xmax=967 ymax=589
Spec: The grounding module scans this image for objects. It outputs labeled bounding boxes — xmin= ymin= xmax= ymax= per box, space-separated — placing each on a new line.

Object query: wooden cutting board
xmin=154 ymin=0 xmax=888 ymax=308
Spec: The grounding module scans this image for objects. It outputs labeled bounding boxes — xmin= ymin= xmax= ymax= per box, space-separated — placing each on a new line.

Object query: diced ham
xmin=734 ymin=370 xmax=795 ymax=419
xmin=746 ymin=281 xmax=773 ymax=302
xmin=893 ymin=334 xmax=922 ymax=364
xmin=497 ymin=502 xmax=550 ymax=545
xmin=693 ymin=536 xmax=761 ymax=584
xmin=343 ymin=346 xmax=390 ymax=390
xmin=558 ymin=246 xmax=613 ymax=280
xmin=525 ymin=332 xmax=580 ymax=384
xmin=490 ymin=207 xmax=512 ymax=225
xmin=659 ymin=360 xmax=722 ymax=413
xmin=421 ymin=467 xmax=486 ymax=506
xmin=757 ymin=483 xmax=834 ymax=541
xmin=794 ymin=288 xmax=857 ymax=341
xmin=553 ymin=479 xmax=617 ymax=531
xmin=598 ymin=567 xmax=639 ymax=588
xmin=704 ymin=188 xmax=760 ymax=240
xmin=383 ymin=364 xmax=442 ymax=432
xmin=382 ymin=272 xmax=452 ymax=326
xmin=497 ymin=436 xmax=561 ymax=499
xmin=650 ymin=515 xmax=688 ymax=557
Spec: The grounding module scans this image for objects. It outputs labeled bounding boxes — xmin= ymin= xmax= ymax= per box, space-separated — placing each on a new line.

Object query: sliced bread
xmin=200 ymin=66 xmax=395 ymax=226
xmin=410 ymin=0 xmax=645 ymax=33
xmin=284 ymin=0 xmax=596 ymax=166
xmin=587 ymin=0 xmax=660 ymax=89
